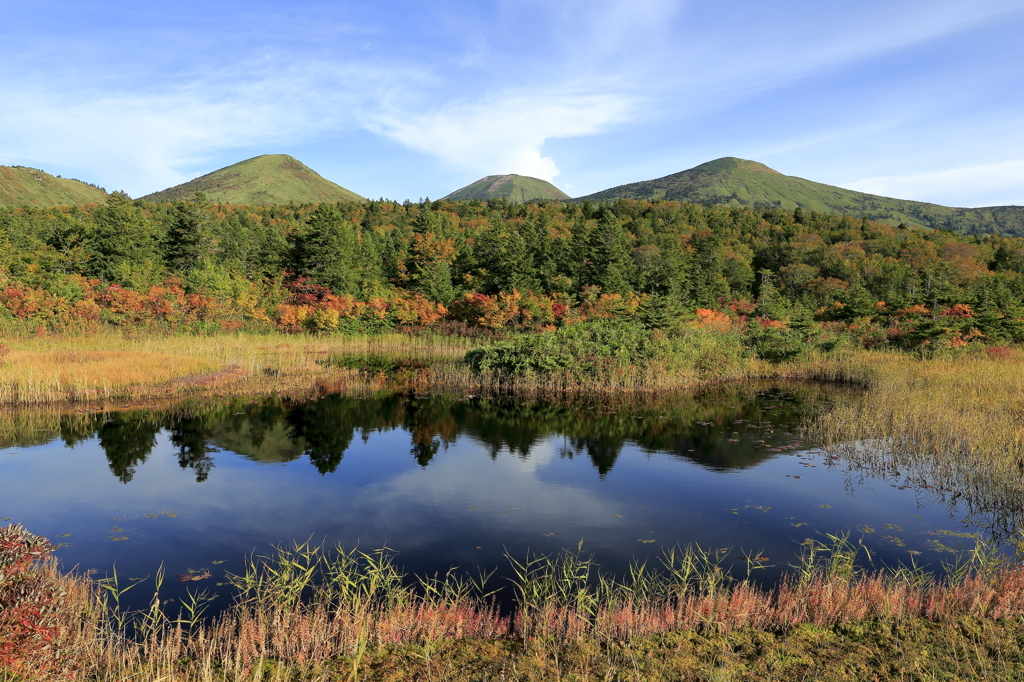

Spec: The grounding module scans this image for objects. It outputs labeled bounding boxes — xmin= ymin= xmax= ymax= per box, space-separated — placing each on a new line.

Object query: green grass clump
xmin=464 ymin=320 xmax=748 ymax=385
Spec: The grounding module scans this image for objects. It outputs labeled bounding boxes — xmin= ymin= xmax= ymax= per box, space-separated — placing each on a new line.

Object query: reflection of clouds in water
xmin=0 ymin=428 xmax=618 ymax=561
xmin=349 ymin=436 xmax=615 ymax=534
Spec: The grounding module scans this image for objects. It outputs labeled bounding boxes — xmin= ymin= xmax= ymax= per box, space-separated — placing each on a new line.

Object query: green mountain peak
xmin=443 ymin=174 xmax=571 ymax=203
xmin=141 ymin=154 xmax=364 ymax=204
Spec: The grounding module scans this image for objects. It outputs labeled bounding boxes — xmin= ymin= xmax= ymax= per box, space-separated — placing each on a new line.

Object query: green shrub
xmin=465 ymin=320 xmax=652 ymax=379
xmin=744 ymin=322 xmax=808 ymax=363
xmin=464 ymin=320 xmax=749 ymax=381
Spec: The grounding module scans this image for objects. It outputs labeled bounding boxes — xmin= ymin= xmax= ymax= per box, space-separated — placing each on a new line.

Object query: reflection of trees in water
xmin=285 ymin=399 xmax=355 ymax=474
xmin=403 ymin=396 xmax=459 ymax=467
xmin=13 ymin=381 xmax=835 ymax=484
xmin=12 ymin=383 xmax=1024 ymax=535
xmin=167 ymin=416 xmax=217 ymax=482
xmin=99 ymin=414 xmax=160 ymax=483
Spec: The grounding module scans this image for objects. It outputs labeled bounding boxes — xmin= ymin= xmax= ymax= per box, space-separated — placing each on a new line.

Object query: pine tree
xmin=294 ymin=203 xmax=359 ymax=294
xmin=408 ymin=209 xmax=457 ymax=304
xmin=165 ymin=193 xmax=216 ymax=273
xmin=584 ymin=210 xmax=635 ymax=295
xmin=91 ymin=191 xmax=162 ymax=287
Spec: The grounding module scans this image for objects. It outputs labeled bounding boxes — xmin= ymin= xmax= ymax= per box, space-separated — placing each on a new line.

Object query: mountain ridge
xmin=576 ymin=157 xmax=1024 ymax=236
xmin=0 ymin=166 xmax=108 ymax=207
xmin=141 ymin=154 xmax=364 ymax=204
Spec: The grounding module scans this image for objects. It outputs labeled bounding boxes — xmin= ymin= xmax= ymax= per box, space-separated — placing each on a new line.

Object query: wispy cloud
xmin=0 ymin=61 xmax=393 ymax=195
xmin=844 ymin=160 xmax=1024 ymax=207
xmin=1 ymin=0 xmax=1021 ymax=198
xmin=363 ymin=88 xmax=639 ymax=181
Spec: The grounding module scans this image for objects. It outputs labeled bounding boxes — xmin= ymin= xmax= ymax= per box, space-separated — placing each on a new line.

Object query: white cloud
xmin=0 ymin=60 xmax=397 ymax=196
xmin=1 ymin=0 xmax=1022 ymax=198
xmin=843 ymin=160 xmax=1024 ymax=207
xmin=363 ymin=89 xmax=639 ymax=181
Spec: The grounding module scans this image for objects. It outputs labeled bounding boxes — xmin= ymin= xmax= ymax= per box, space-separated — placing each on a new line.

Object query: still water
xmin=0 ymin=383 xmax=994 ymax=612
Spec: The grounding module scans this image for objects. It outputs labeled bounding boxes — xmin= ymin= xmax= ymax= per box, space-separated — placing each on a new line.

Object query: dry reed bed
xmin=0 ymin=328 xmax=880 ymax=409
xmin=0 ymin=333 xmax=475 ymax=406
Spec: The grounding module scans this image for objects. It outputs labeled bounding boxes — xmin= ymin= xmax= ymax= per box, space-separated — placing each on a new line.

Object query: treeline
xmin=4 ymin=192 xmax=1024 ymax=352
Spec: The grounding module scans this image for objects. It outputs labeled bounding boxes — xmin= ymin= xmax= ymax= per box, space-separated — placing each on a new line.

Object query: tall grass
xmin=0 ymin=331 xmax=475 ymax=406
xmin=0 ymin=325 xmax=883 ymax=407
xmin=810 ymin=349 xmax=1024 ymax=534
xmin=13 ymin=531 xmax=1024 ymax=681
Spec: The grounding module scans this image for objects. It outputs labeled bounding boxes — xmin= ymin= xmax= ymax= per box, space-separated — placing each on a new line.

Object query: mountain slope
xmin=443 ymin=174 xmax=571 ymax=203
xmin=0 ymin=166 xmax=107 ymax=207
xmin=141 ymin=155 xmax=364 ymax=204
xmin=577 ymin=157 xmax=1024 ymax=236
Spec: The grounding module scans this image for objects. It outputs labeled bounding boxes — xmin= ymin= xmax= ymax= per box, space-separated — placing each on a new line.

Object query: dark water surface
xmin=0 ymin=383 xmax=992 ymax=612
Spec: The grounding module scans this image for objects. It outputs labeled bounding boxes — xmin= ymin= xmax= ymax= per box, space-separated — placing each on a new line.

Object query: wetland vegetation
xmin=6 ymin=195 xmax=1024 ymax=678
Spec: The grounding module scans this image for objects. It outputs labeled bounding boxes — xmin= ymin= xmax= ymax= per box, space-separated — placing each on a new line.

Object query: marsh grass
xmin=810 ymin=349 xmax=1024 ymax=535
xmin=0 ymin=325 xmax=882 ymax=411
xmin=0 ymin=331 xmax=475 ymax=406
xmin=12 ymin=533 xmax=1024 ymax=681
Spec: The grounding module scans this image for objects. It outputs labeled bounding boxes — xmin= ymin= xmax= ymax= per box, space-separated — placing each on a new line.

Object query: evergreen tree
xmin=294 ymin=203 xmax=359 ymax=295
xmin=691 ymin=229 xmax=730 ymax=306
xmin=164 ymin=193 xmax=216 ymax=273
xmin=584 ymin=210 xmax=635 ymax=295
xmin=408 ymin=209 xmax=457 ymax=305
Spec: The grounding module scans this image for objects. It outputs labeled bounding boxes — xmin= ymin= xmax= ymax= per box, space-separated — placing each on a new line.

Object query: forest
xmin=3 ymin=191 xmax=1024 ymax=358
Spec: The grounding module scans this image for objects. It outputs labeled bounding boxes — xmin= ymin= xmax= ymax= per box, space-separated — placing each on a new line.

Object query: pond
xmin=0 ymin=382 xmax=998 ymax=614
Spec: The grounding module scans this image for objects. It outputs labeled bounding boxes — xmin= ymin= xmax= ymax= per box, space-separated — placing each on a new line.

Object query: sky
xmin=1 ymin=0 xmax=1023 ymax=206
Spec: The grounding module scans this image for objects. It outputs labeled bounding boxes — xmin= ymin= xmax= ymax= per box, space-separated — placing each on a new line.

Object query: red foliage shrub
xmin=0 ymin=525 xmax=66 ymax=677
xmin=986 ymin=345 xmax=1013 ymax=360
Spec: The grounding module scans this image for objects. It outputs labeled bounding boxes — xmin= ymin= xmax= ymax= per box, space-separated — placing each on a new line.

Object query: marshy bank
xmin=6 ymin=525 xmax=1024 ymax=682
xmin=0 ymin=322 xmax=872 ymax=408
xmin=6 ymin=328 xmax=1024 ymax=679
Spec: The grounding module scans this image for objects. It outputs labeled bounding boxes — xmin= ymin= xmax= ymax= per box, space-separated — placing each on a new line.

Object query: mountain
xmin=443 ymin=174 xmax=571 ymax=203
xmin=576 ymin=157 xmax=1024 ymax=236
xmin=141 ymin=155 xmax=364 ymax=204
xmin=0 ymin=166 xmax=107 ymax=207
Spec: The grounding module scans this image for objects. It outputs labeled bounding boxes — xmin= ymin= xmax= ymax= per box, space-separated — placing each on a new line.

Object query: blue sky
xmin=2 ymin=0 xmax=1022 ymax=206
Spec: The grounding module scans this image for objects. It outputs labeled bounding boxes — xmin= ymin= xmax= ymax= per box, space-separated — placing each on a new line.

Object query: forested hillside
xmin=578 ymin=157 xmax=1024 ymax=237
xmin=3 ymin=192 xmax=1024 ymax=354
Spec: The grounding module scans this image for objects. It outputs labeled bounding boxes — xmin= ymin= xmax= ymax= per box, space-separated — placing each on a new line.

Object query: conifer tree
xmin=294 ymin=203 xmax=359 ymax=294
xmin=91 ymin=191 xmax=162 ymax=287
xmin=165 ymin=193 xmax=216 ymax=273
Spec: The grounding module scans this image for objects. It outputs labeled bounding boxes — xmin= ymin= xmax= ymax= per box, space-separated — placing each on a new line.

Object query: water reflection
xmin=3 ymin=381 xmax=1017 ymax=619
xmin=0 ymin=385 xmax=830 ymax=483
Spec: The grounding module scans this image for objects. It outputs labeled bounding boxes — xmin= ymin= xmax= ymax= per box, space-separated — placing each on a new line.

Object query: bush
xmin=465 ymin=320 xmax=652 ymax=379
xmin=0 ymin=525 xmax=66 ymax=676
xmin=744 ymin=322 xmax=808 ymax=363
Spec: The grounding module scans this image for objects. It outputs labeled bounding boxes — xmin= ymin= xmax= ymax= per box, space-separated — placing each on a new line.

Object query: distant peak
xmin=693 ymin=158 xmax=781 ymax=174
xmin=442 ymin=174 xmax=569 ymax=202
